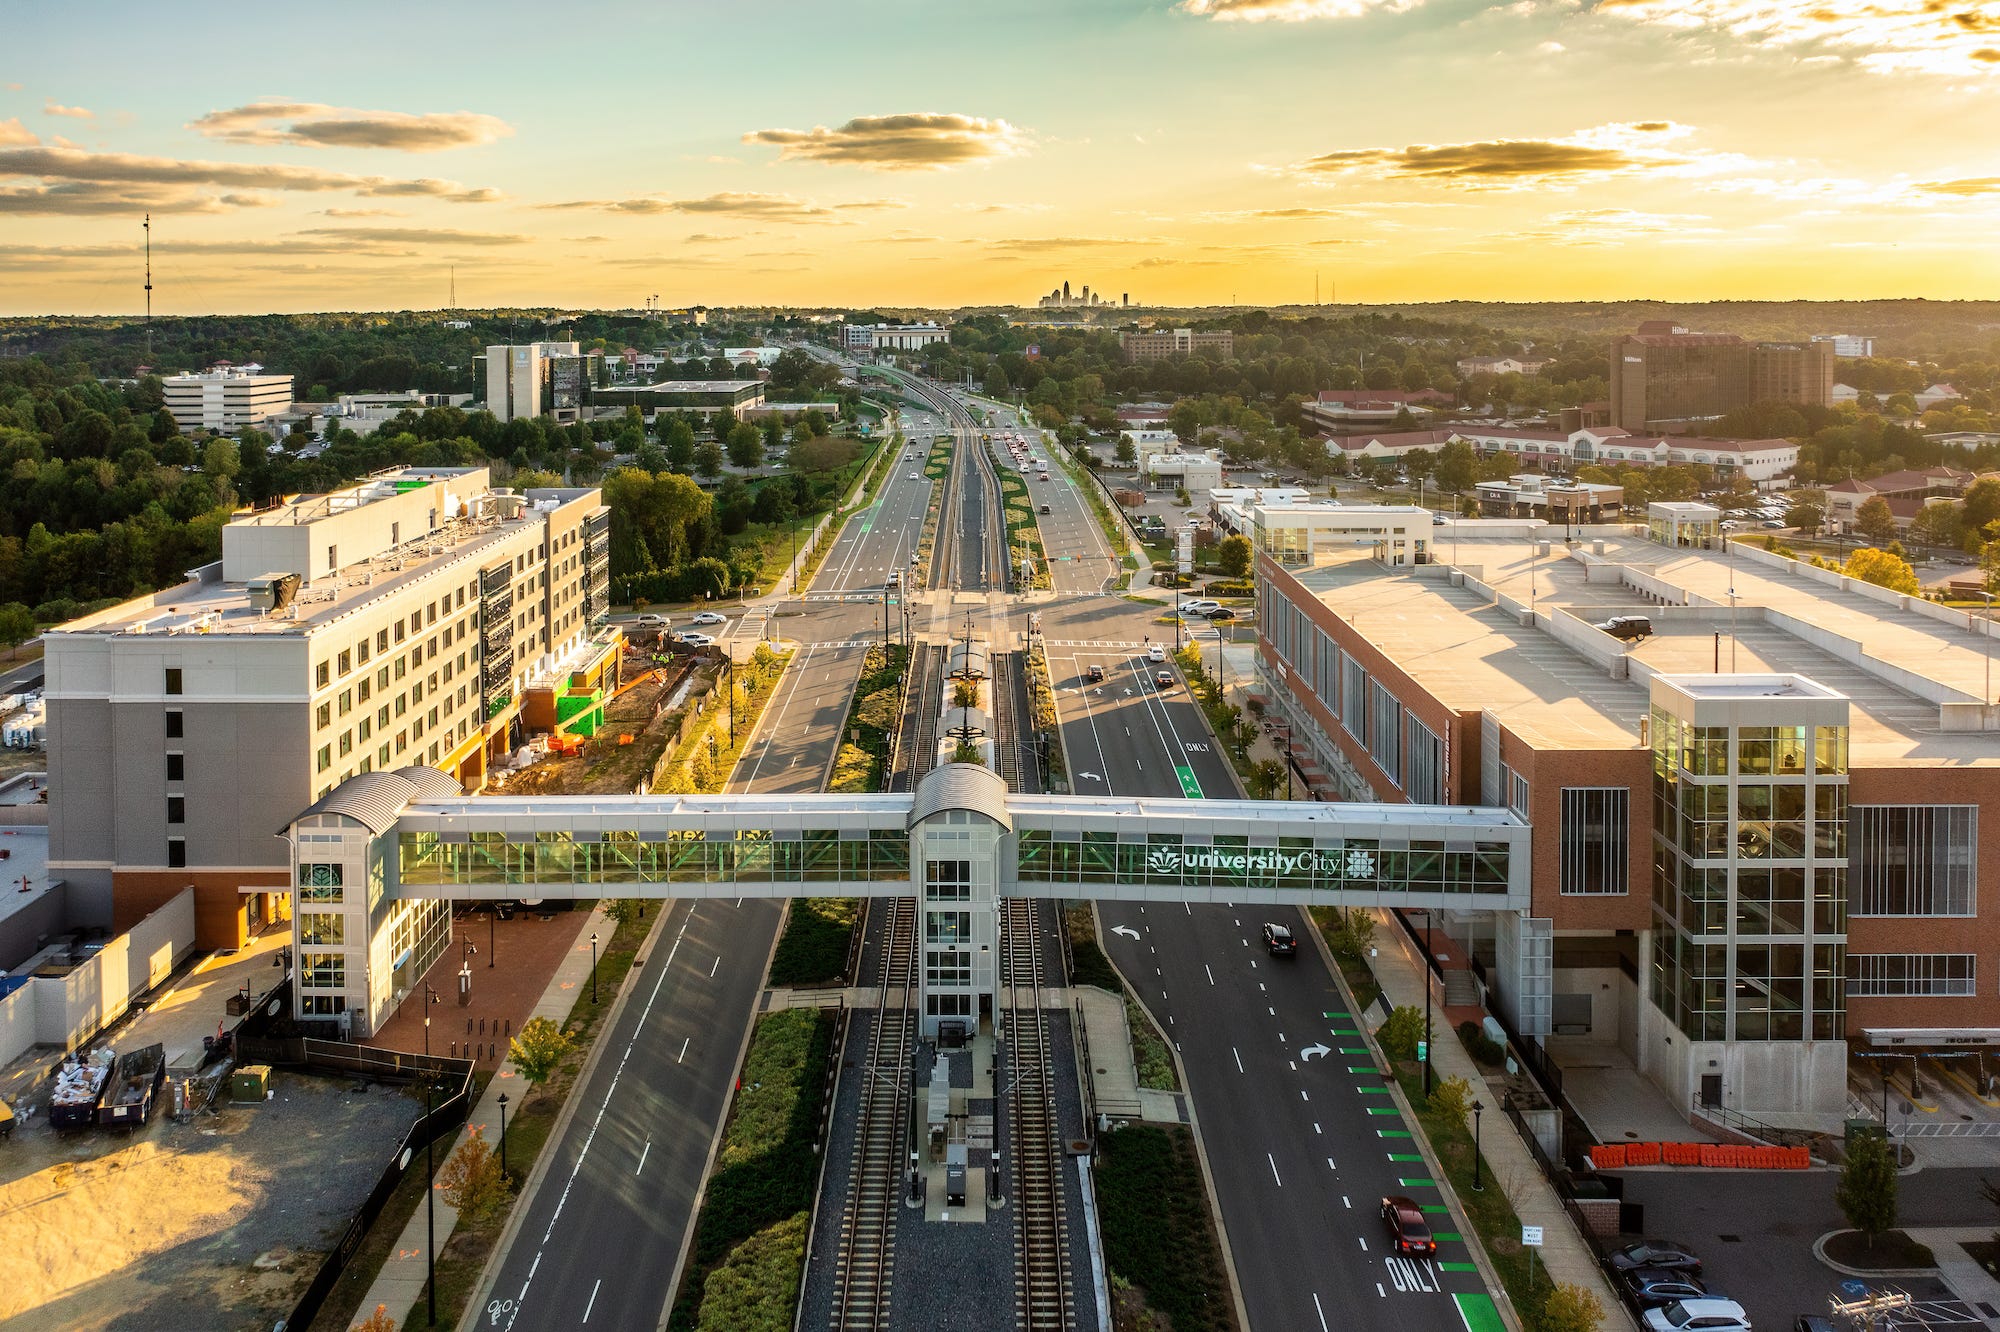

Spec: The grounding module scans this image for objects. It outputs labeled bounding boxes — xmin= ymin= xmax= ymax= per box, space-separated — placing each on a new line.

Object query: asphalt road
xmin=815 ymin=408 xmax=937 ymax=594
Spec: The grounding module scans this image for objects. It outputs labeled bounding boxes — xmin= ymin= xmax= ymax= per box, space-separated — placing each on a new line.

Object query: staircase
xmin=1442 ymin=969 xmax=1481 ymax=1008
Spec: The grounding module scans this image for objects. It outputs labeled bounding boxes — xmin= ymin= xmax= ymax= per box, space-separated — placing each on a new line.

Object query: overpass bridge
xmin=284 ymin=762 xmax=1536 ymax=1037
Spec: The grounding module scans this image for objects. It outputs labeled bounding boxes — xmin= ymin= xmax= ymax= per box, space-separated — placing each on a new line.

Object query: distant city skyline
xmin=4 ymin=0 xmax=1999 ymax=314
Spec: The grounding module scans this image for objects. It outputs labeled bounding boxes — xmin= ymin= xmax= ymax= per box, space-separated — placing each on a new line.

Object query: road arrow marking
xmin=1112 ymin=925 xmax=1140 ymax=940
xmin=1078 ymin=771 xmax=1103 ymax=782
xmin=1300 ymin=1043 xmax=1332 ymax=1061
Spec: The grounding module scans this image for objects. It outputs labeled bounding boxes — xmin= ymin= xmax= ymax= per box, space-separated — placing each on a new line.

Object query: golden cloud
xmin=189 ymin=99 xmax=513 ymax=151
xmin=744 ymin=113 xmax=1027 ymax=170
xmin=539 ymin=191 xmax=898 ymax=221
xmin=1178 ymin=0 xmax=1419 ymax=18
xmin=1593 ymin=0 xmax=2000 ymax=75
xmin=1290 ymin=121 xmax=1702 ymax=186
xmin=0 ymin=144 xmax=500 ymax=202
xmin=43 ymin=101 xmax=92 ymax=120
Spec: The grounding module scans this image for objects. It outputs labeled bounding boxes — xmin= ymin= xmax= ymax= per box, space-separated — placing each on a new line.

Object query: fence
xmin=272 ymin=1048 xmax=477 ymax=1332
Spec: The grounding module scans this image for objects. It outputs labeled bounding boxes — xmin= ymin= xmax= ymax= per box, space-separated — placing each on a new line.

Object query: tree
xmin=604 ymin=899 xmax=647 ymax=931
xmin=725 ymin=422 xmax=765 ymax=469
xmin=509 ymin=1015 xmax=573 ymax=1085
xmin=1115 ymin=435 xmax=1137 ymax=466
xmin=437 ymin=1125 xmax=509 ymax=1221
xmin=694 ymin=442 xmax=725 ymax=478
xmin=1963 ymin=476 xmax=2000 ymax=534
xmin=1909 ymin=502 xmax=1963 ymax=550
xmin=1168 ymin=399 xmax=1203 ymax=445
xmin=1854 ymin=496 xmax=1897 ymax=543
xmin=1377 ymin=1005 xmax=1424 ymax=1061
xmin=0 ymin=603 xmax=35 ymax=653
xmin=1541 ymin=1284 xmax=1606 ymax=1332
xmin=1430 ymin=1074 xmax=1474 ymax=1125
xmin=661 ymin=415 xmax=697 ymax=472
xmin=1246 ymin=758 xmax=1287 ymax=799
xmin=1843 ymin=547 xmax=1921 ymax=595
xmin=1216 ymin=533 xmax=1253 ymax=579
xmin=1434 ymin=440 xmax=1478 ymax=496
xmin=1836 ymin=1129 xmax=1898 ymax=1249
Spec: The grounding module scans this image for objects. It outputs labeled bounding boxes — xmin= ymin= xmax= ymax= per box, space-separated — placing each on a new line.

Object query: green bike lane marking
xmin=1398 ymin=1177 xmax=1437 ymax=1188
xmin=1366 ymin=1106 xmax=1400 ymax=1116
xmin=1387 ymin=1153 xmax=1425 ymax=1163
xmin=1174 ymin=764 xmax=1203 ymax=798
xmin=1359 ymin=1086 xmax=1391 ymax=1095
xmin=1454 ymin=1293 xmax=1506 ymax=1332
xmin=1376 ymin=1129 xmax=1412 ymax=1138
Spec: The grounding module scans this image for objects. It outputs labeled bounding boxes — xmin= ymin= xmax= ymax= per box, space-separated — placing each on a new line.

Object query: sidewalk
xmin=351 ymin=901 xmax=612 ymax=1331
xmin=1364 ymin=906 xmax=1633 ymax=1328
xmin=1907 ymin=1227 xmax=2000 ymax=1312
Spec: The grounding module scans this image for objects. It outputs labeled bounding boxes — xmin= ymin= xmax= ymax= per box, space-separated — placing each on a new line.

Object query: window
xmin=299 ymin=913 xmax=345 ymax=945
xmin=299 ymin=995 xmax=347 ymax=1016
xmin=1341 ymin=657 xmax=1367 ymax=740
xmin=316 ymin=703 xmax=332 ymax=729
xmin=166 ymin=752 xmax=184 ymax=782
xmin=167 ymin=795 xmax=185 ymax=825
xmin=300 ymin=952 xmax=347 ymax=989
xmin=1367 ymin=680 xmax=1401 ymax=786
xmin=1406 ymin=718 xmax=1444 ymax=804
xmin=926 ymin=993 xmax=973 ymax=1017
xmin=1852 ymin=806 xmax=1975 ymax=917
xmin=165 ymin=667 xmax=183 ymax=695
xmin=926 ymin=949 xmax=972 ymax=985
xmin=298 ymin=863 xmax=344 ymax=902
xmin=377 ymin=629 xmax=390 ymax=653
xmin=327 ymin=544 xmax=337 ymax=573
xmin=338 ymin=689 xmax=352 ymax=716
xmin=165 ymin=710 xmax=183 ymax=739
xmin=338 ymin=731 xmax=353 ymax=758
xmin=1508 ymin=769 xmax=1531 ymax=818
xmin=316 ymin=744 xmax=332 ymax=773
xmin=357 ymin=639 xmax=370 ymax=666
xmin=925 ymin=910 xmax=972 ymax=944
xmin=315 ymin=661 xmax=330 ymax=688
xmin=1846 ymin=954 xmax=1975 ymax=997
xmin=1560 ymin=788 xmax=1629 ymax=894
xmin=926 ymin=859 xmax=972 ymax=900
xmin=166 ymin=838 xmax=186 ymax=868
xmin=337 ymin=650 xmax=351 ymax=676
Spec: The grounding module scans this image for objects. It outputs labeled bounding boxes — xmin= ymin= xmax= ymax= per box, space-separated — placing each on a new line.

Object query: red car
xmin=1380 ymin=1195 xmax=1436 ymax=1257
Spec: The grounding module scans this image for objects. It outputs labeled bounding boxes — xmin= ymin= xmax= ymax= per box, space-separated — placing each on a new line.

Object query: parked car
xmin=1625 ymin=1269 xmax=1712 ymax=1309
xmin=1379 ymin=1196 xmax=1437 ymax=1256
xmin=1641 ymin=1299 xmax=1750 ymax=1332
xmin=1760 ymin=520 xmax=1786 ymax=529
xmin=1207 ymin=608 xmax=1242 ymax=622
xmin=1610 ymin=1241 xmax=1702 ymax=1277
xmin=1593 ymin=615 xmax=1654 ymax=643
xmin=1181 ymin=599 xmax=1221 ymax=616
xmin=689 ymin=611 xmax=727 ymax=626
xmin=1262 ymin=922 xmax=1296 ymax=956
xmin=1085 ymin=664 xmax=1106 ymax=683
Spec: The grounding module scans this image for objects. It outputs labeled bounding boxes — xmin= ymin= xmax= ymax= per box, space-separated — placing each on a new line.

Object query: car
xmin=1641 ymin=1299 xmax=1750 ymax=1332
xmin=887 ymin=571 xmax=901 ymax=586
xmin=908 ymin=472 xmax=919 ymax=480
xmin=1761 ymin=520 xmax=1786 ymax=529
xmin=1625 ymin=1269 xmax=1712 ymax=1309
xmin=1181 ymin=599 xmax=1221 ymax=615
xmin=1262 ymin=922 xmax=1296 ymax=955
xmin=1146 ymin=645 xmax=1167 ymax=663
xmin=673 ymin=631 xmax=716 ymax=648
xmin=1794 ymin=1318 xmax=1837 ymax=1332
xmin=1610 ymin=1241 xmax=1702 ymax=1277
xmin=1433 ymin=512 xmax=1447 ymax=525
xmin=634 ymin=613 xmax=669 ymax=627
xmin=1086 ymin=664 xmax=1106 ymax=683
xmin=1154 ymin=669 xmax=1175 ymax=689
xmin=689 ymin=611 xmax=727 ymax=626
xmin=1593 ymin=615 xmax=1654 ymax=643
xmin=1379 ymin=1196 xmax=1436 ymax=1256
xmin=1207 ymin=608 xmax=1242 ymax=622
xmin=1039 ymin=503 xmax=1051 ymax=514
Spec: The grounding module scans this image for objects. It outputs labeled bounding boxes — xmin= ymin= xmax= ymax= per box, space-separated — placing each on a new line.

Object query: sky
xmin=4 ymin=0 xmax=2000 ymax=315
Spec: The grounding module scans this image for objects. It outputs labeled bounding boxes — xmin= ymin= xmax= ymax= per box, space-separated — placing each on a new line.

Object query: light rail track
xmin=1002 ymin=899 xmax=1074 ymax=1332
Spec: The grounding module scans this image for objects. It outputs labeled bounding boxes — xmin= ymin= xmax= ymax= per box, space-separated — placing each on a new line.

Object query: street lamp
xmin=487 ymin=905 xmax=495 ymax=969
xmin=496 ymin=1091 xmax=510 ymax=1182
xmin=1980 ymin=591 xmax=1994 ymax=706
xmin=590 ymin=931 xmax=599 ymax=1005
xmin=425 ymin=1077 xmax=443 ymax=1326
xmin=422 ymin=982 xmax=440 ymax=1057
xmin=1471 ymin=1099 xmax=1485 ymax=1191
xmin=1422 ymin=910 xmax=1435 ymax=1097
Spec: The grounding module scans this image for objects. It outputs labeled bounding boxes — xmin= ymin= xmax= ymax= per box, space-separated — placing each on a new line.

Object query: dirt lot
xmin=0 ymin=1070 xmax=420 ymax=1332
xmin=498 ymin=650 xmax=709 ymax=796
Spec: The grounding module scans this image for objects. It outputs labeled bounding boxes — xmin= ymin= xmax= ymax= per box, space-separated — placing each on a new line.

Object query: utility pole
xmin=143 ymin=213 xmax=153 ymax=362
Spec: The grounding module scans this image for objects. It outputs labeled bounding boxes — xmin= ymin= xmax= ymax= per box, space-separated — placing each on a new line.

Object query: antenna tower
xmin=143 ymin=213 xmax=154 ymax=360
xmin=450 ymin=265 xmax=456 ymax=309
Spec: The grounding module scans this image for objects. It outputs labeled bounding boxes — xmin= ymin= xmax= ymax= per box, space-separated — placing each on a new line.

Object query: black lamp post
xmin=424 ymin=1078 xmax=442 ymax=1326
xmin=496 ymin=1091 xmax=510 ymax=1182
xmin=422 ymin=982 xmax=439 ymax=1057
xmin=487 ymin=905 xmax=495 ymax=968
xmin=1471 ymin=1099 xmax=1485 ymax=1191
xmin=1422 ymin=910 xmax=1435 ymax=1097
xmin=590 ymin=931 xmax=599 ymax=1005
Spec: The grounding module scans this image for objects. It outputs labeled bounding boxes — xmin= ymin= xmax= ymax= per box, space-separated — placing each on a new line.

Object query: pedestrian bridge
xmin=284 ymin=763 xmax=1537 ymax=1038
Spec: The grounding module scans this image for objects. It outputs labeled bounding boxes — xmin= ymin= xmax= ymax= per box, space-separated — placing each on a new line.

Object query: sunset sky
xmin=5 ymin=0 xmax=1999 ymax=314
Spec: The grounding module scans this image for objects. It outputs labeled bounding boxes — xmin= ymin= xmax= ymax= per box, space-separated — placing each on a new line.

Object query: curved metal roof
xmin=288 ymin=771 xmax=430 ymax=835
xmin=909 ymin=762 xmax=1011 ymax=831
xmin=940 ymin=706 xmax=991 ymax=737
xmin=394 ymin=765 xmax=466 ymax=802
xmin=945 ymin=643 xmax=990 ymax=679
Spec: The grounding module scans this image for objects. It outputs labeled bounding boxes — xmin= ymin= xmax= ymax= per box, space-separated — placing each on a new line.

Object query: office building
xmin=44 ymin=466 xmax=610 ymax=955
xmin=590 ymin=379 xmax=765 ymax=418
xmin=1324 ymin=425 xmax=1799 ymax=484
xmin=1118 ymin=328 xmax=1234 ymax=363
xmin=1143 ymin=452 xmax=1224 ymax=494
xmin=1609 ymin=322 xmax=1833 ymax=432
xmin=1812 ymin=334 xmax=1876 ymax=359
xmin=843 ymin=323 xmax=950 ymax=354
xmin=162 ymin=364 xmax=295 ymax=434
xmin=477 ymin=342 xmax=606 ymax=422
xmin=1252 ymin=514 xmax=2000 ymax=1118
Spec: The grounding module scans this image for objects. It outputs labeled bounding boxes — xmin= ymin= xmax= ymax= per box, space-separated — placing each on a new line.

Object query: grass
xmin=1308 ymin=906 xmax=1382 ymax=1010
xmin=766 ymin=897 xmax=858 ymax=988
xmin=1096 ymin=1125 xmax=1238 ymax=1332
xmin=1024 ymin=643 xmax=1067 ymax=790
xmin=1061 ymin=904 xmax=1178 ymax=1093
xmin=667 ymin=1008 xmax=835 ymax=1332
xmin=828 ymin=642 xmax=908 ymax=794
xmin=1125 ymin=994 xmax=1180 ymax=1092
xmin=654 ymin=645 xmax=792 ymax=794
xmin=996 ymin=463 xmax=1052 ymax=590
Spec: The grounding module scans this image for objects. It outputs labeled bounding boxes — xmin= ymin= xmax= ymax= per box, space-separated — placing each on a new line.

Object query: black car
xmin=1262 ymin=922 xmax=1297 ymax=956
xmin=1207 ymin=608 xmax=1240 ymax=622
xmin=1625 ymin=1269 xmax=1711 ymax=1309
xmin=1610 ymin=1241 xmax=1702 ymax=1277
xmin=1594 ymin=615 xmax=1654 ymax=643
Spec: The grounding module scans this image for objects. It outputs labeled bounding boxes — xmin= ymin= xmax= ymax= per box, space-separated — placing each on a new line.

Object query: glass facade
xmin=1649 ymin=710 xmax=1848 ymax=1043
xmin=399 ymin=827 xmax=912 ymax=887
xmin=1012 ymin=829 xmax=1511 ymax=897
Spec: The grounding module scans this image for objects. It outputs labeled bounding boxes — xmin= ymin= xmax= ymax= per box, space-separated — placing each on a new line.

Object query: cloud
xmin=43 ymin=101 xmax=92 ymax=120
xmin=317 ymin=206 xmax=408 ymax=217
xmin=0 ymin=181 xmax=247 ymax=215
xmin=294 ymin=226 xmax=527 ymax=246
xmin=1289 ymin=121 xmax=1702 ymax=186
xmin=985 ymin=236 xmax=1153 ymax=253
xmin=0 ymin=144 xmax=501 ymax=204
xmin=189 ymin=99 xmax=513 ymax=151
xmin=0 ymin=119 xmax=35 ymax=147
xmin=1178 ymin=0 xmax=1420 ymax=19
xmin=538 ymin=190 xmax=895 ymax=221
xmin=1537 ymin=39 xmax=1566 ymax=53
xmin=1916 ymin=176 xmax=2000 ymax=196
xmin=1592 ymin=0 xmax=2000 ymax=76
xmin=744 ymin=112 xmax=1027 ymax=170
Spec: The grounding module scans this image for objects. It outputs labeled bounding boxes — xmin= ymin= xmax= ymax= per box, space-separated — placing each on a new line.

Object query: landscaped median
xmin=652 ymin=644 xmax=791 ymax=795
xmin=665 ymin=1007 xmax=836 ymax=1332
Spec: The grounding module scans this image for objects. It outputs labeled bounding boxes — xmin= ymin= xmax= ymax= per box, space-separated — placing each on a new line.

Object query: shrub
xmin=1540 ymin=1283 xmax=1605 ymax=1332
xmin=437 ymin=1125 xmax=509 ymax=1221
xmin=509 ymin=1016 xmax=572 ymax=1085
xmin=1458 ymin=1019 xmax=1506 ymax=1067
xmin=1377 ymin=1005 xmax=1424 ymax=1061
xmin=1431 ymin=1074 xmax=1474 ymax=1126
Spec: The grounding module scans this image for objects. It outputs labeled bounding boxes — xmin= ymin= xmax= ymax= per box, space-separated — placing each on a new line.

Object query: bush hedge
xmin=766 ymin=898 xmax=858 ymax=987
xmin=1097 ymin=1125 xmax=1235 ymax=1332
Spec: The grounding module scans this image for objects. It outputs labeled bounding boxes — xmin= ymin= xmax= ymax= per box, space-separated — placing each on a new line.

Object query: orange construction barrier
xmin=1589 ymin=1143 xmax=1628 ymax=1168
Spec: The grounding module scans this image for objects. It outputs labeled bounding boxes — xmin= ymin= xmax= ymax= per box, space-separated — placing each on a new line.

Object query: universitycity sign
xmin=1145 ymin=845 xmax=1375 ymax=880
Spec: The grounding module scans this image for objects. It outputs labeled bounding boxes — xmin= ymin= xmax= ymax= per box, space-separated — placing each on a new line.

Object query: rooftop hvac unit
xmin=247 ymin=573 xmax=302 ymax=614
xmin=491 ymin=492 xmax=527 ymax=521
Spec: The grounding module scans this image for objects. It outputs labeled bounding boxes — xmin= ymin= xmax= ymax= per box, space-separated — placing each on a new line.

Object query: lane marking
xmin=582 ymin=1277 xmax=601 ymax=1323
xmin=1313 ymin=1293 xmax=1331 ymax=1332
xmin=1232 ymin=1048 xmax=1244 ymax=1074
xmin=636 ymin=1140 xmax=651 ymax=1175
xmin=1267 ymin=1153 xmax=1283 ymax=1186
xmin=678 ymin=1037 xmax=690 ymax=1063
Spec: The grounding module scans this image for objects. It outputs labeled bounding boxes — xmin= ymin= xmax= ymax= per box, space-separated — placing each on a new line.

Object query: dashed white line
xmin=1232 ymin=1047 xmax=1244 ymax=1073
xmin=1344 ymin=1196 xmax=1352 ymax=1208
xmin=1267 ymin=1153 xmax=1283 ymax=1186
xmin=1313 ymin=1293 xmax=1332 ymax=1331
xmin=678 ymin=1037 xmax=690 ymax=1063
xmin=636 ymin=1140 xmax=651 ymax=1175
xmin=1358 ymin=1237 xmax=1368 ymax=1251
xmin=1204 ymin=964 xmax=1215 ymax=985
xmin=1327 ymin=1156 xmax=1337 ymax=1171
xmin=1314 ymin=1123 xmax=1323 ymax=1135
xmin=583 ymin=1277 xmax=602 ymax=1322
xmin=1377 ymin=1282 xmax=1386 ymax=1298
xmin=709 ymin=956 xmax=721 ymax=977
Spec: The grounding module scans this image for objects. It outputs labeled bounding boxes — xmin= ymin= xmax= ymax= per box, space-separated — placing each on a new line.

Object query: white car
xmin=908 ymin=471 xmax=919 ymax=480
xmin=674 ymin=631 xmax=717 ymax=648
xmin=1182 ymin=599 xmax=1221 ymax=616
xmin=1146 ymin=644 xmax=1167 ymax=663
xmin=690 ymin=611 xmax=727 ymax=626
xmin=1643 ymin=1301 xmax=1751 ymax=1332
xmin=634 ymin=613 xmax=669 ymax=627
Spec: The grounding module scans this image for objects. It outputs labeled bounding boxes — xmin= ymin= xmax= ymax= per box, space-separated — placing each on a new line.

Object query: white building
xmin=1324 ymin=426 xmax=1799 ymax=484
xmin=1218 ymin=501 xmax=1433 ymax=568
xmin=44 ymin=466 xmax=611 ymax=974
xmin=1811 ymin=334 xmax=1876 ymax=358
xmin=162 ymin=365 xmax=295 ymax=434
xmin=843 ymin=323 xmax=950 ymax=354
xmin=478 ymin=342 xmax=603 ymax=422
xmin=722 ymin=347 xmax=785 ymax=368
xmin=1118 ymin=428 xmax=1181 ymax=465
xmin=1144 ymin=452 xmax=1223 ymax=493
xmin=324 ymin=391 xmax=474 ymax=437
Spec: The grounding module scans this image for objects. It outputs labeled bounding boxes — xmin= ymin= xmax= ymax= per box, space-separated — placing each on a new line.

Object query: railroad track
xmin=1003 ymin=899 xmax=1074 ymax=1332
xmin=990 ymin=651 xmax=1028 ymax=793
xmin=888 ymin=643 xmax=945 ymax=792
xmin=893 ymin=371 xmax=1007 ymax=596
xmin=829 ymin=896 xmax=917 ymax=1332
